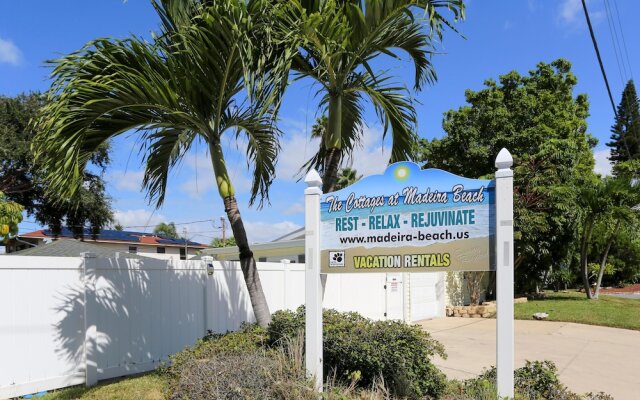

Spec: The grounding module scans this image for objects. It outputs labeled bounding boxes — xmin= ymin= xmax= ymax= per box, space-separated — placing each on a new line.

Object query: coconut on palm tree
xmin=31 ymin=0 xmax=294 ymax=326
xmin=291 ymin=0 xmax=464 ymax=193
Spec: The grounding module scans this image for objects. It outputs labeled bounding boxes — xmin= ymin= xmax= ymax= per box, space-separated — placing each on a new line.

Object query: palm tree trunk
xmin=223 ymin=195 xmax=271 ymax=326
xmin=580 ymin=219 xmax=595 ymax=299
xmin=323 ymin=148 xmax=341 ymax=193
xmin=323 ymin=94 xmax=342 ymax=193
xmin=210 ymin=141 xmax=271 ymax=327
xmin=593 ymin=220 xmax=620 ymax=299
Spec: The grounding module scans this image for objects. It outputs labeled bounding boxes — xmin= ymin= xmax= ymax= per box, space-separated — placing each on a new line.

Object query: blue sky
xmin=1 ymin=0 xmax=638 ymax=245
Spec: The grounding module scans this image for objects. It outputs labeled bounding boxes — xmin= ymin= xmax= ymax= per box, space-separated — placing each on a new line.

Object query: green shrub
xmin=469 ymin=361 xmax=570 ymax=400
xmin=268 ymin=306 xmax=447 ymax=399
xmin=459 ymin=360 xmax=615 ymax=400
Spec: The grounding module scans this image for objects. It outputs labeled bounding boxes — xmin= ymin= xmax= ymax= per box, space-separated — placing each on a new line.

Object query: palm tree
xmin=335 ymin=167 xmax=362 ymax=190
xmin=291 ymin=0 xmax=464 ymax=193
xmin=153 ymin=222 xmax=179 ymax=239
xmin=578 ymin=176 xmax=640 ymax=299
xmin=31 ymin=0 xmax=294 ymax=326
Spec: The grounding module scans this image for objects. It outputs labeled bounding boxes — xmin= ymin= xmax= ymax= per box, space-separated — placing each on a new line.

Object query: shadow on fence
xmin=51 ymin=256 xmax=252 ymax=382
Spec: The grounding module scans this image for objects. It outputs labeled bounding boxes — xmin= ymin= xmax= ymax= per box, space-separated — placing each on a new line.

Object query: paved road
xmin=418 ymin=318 xmax=640 ymax=400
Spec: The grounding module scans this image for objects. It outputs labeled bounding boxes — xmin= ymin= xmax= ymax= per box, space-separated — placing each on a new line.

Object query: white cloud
xmin=347 ymin=125 xmax=392 ymax=177
xmin=283 ymin=202 xmax=304 ymax=216
xmin=593 ymin=148 xmax=613 ymax=176
xmin=558 ymin=0 xmax=604 ymax=27
xmin=0 ymin=37 xmax=21 ymax=65
xmin=180 ymin=175 xmax=217 ymax=199
xmin=559 ymin=0 xmax=582 ymax=24
xmin=276 ymin=133 xmax=321 ymax=181
xmin=276 ymin=123 xmax=392 ymax=182
xmin=108 ymin=170 xmax=145 ymax=192
xmin=114 ymin=209 xmax=166 ymax=231
xmin=243 ymin=220 xmax=302 ymax=243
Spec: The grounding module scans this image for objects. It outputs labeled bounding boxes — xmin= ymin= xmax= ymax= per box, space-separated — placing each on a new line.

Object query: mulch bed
xmin=599 ymin=283 xmax=640 ymax=294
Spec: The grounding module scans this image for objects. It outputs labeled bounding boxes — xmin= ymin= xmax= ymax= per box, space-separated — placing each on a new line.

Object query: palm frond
xmin=32 ymin=0 xmax=292 ymax=207
xmin=353 ymin=72 xmax=418 ymax=162
xmin=217 ymin=106 xmax=280 ymax=207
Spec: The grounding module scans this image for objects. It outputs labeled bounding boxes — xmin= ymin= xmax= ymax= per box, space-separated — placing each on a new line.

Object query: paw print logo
xmin=329 ymin=251 xmax=345 ymax=267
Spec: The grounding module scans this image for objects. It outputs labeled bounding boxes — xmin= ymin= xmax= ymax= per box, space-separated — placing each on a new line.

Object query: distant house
xmin=7 ymin=239 xmax=151 ymax=259
xmin=5 ymin=228 xmax=208 ymax=260
xmin=201 ymin=227 xmax=305 ymax=263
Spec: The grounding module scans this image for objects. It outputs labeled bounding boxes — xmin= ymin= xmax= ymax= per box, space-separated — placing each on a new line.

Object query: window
xmin=128 ymin=246 xmax=137 ymax=254
xmin=258 ymin=257 xmax=267 ymax=262
xmin=157 ymin=247 xmax=166 ymax=254
xmin=180 ymin=248 xmax=186 ymax=260
xmin=297 ymin=254 xmax=305 ymax=263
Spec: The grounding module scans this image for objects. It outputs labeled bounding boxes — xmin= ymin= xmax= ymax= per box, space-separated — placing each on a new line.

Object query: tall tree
xmin=291 ymin=0 xmax=464 ymax=193
xmin=31 ymin=0 xmax=294 ymax=326
xmin=607 ymin=80 xmax=640 ymax=166
xmin=416 ymin=59 xmax=598 ymax=292
xmin=0 ymin=93 xmax=113 ymax=238
xmin=153 ymin=222 xmax=179 ymax=239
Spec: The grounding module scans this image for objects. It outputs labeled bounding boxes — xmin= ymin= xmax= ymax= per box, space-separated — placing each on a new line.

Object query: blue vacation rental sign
xmin=320 ymin=162 xmax=496 ymax=273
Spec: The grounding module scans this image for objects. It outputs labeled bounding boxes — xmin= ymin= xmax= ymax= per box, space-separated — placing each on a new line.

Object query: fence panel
xmin=89 ymin=257 xmax=207 ymax=381
xmin=0 ymin=256 xmax=85 ymax=399
xmin=1 ymin=256 xmax=395 ymax=399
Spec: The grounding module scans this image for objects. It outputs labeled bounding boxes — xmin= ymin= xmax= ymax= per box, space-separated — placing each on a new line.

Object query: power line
xmin=603 ymin=0 xmax=626 ymax=85
xmin=581 ymin=0 xmax=618 ymax=118
xmin=611 ymin=0 xmax=634 ymax=79
xmin=122 ymin=218 xmax=216 ymax=229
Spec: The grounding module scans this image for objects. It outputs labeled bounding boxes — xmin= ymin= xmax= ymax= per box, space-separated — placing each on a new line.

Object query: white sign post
xmin=495 ymin=148 xmax=515 ymax=398
xmin=304 ymin=149 xmax=514 ymax=397
xmin=304 ymin=169 xmax=323 ymax=391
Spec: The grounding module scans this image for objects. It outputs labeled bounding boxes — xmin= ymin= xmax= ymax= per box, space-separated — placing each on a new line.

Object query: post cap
xmin=495 ymin=148 xmax=513 ymax=170
xmin=304 ymin=169 xmax=323 ymax=188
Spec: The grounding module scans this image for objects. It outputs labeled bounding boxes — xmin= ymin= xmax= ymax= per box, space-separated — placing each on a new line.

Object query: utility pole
xmin=220 ymin=216 xmax=226 ymax=242
xmin=182 ymin=227 xmax=188 ymax=259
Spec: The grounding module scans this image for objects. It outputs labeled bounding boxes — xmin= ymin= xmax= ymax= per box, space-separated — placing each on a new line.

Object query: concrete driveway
xmin=418 ymin=318 xmax=640 ymax=400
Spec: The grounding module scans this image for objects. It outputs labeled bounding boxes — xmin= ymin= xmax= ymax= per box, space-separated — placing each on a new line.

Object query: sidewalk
xmin=418 ymin=318 xmax=640 ymax=399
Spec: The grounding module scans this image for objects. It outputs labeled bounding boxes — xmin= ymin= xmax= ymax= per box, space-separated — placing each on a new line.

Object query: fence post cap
xmin=304 ymin=169 xmax=322 ymax=188
xmin=495 ymin=148 xmax=513 ymax=170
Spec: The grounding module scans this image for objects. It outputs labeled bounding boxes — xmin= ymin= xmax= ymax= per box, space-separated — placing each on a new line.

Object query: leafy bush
xmin=458 ymin=360 xmax=613 ymax=400
xmin=268 ymin=306 xmax=447 ymax=399
xmin=470 ymin=360 xmax=571 ymax=400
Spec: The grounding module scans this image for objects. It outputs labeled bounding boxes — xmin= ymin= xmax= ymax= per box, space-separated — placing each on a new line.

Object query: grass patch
xmin=514 ymin=291 xmax=640 ymax=330
xmin=37 ymin=373 xmax=167 ymax=400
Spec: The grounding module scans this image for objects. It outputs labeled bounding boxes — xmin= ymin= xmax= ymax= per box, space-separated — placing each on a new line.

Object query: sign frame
xmin=304 ymin=148 xmax=515 ymax=398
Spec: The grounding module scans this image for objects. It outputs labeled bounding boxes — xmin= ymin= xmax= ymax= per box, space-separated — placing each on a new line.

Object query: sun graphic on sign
xmin=393 ymin=165 xmax=410 ymax=181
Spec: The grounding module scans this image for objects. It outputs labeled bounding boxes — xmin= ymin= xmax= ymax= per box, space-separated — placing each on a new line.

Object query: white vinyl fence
xmin=0 ymin=254 xmax=442 ymax=399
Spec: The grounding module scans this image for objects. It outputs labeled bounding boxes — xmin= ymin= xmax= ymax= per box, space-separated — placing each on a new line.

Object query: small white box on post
xmin=304 ymin=169 xmax=323 ymax=391
xmin=202 ymin=256 xmax=214 ymax=334
xmin=495 ymin=148 xmax=515 ymax=398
